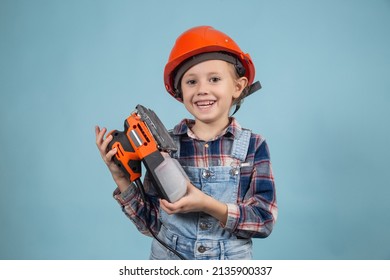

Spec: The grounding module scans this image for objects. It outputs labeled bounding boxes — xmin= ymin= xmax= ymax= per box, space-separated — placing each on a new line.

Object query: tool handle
xmin=107 ymin=129 xmax=142 ymax=182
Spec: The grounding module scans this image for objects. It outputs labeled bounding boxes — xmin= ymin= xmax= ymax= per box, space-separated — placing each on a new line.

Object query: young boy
xmin=95 ymin=26 xmax=277 ymax=260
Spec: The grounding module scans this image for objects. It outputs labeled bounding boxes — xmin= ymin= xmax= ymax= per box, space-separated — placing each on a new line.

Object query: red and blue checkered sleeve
xmin=225 ymin=137 xmax=278 ymax=238
xmin=113 ymin=174 xmax=161 ymax=237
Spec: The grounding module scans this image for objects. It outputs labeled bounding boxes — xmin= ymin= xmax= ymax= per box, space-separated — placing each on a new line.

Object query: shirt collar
xmin=172 ymin=117 xmax=243 ymax=140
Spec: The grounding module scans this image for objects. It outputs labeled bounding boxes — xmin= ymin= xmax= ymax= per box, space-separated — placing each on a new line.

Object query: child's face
xmin=180 ymin=60 xmax=247 ymax=126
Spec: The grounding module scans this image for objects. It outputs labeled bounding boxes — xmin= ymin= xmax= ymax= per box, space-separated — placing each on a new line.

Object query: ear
xmin=233 ymin=76 xmax=248 ymax=98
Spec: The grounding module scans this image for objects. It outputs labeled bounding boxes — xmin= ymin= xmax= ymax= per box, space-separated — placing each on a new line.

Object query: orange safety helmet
xmin=164 ymin=26 xmax=261 ymax=103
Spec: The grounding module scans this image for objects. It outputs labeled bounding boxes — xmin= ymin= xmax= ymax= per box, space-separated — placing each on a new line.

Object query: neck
xmin=191 ymin=118 xmax=231 ymax=141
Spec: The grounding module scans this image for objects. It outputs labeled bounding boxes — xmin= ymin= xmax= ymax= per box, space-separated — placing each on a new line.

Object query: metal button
xmin=198 ymin=245 xmax=207 ymax=253
xmin=199 ymin=222 xmax=210 ymax=230
xmin=202 ymin=169 xmax=211 ymax=178
xmin=230 ymin=167 xmax=239 ymax=176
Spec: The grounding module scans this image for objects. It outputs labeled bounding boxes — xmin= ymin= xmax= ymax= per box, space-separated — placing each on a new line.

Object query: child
xmin=95 ymin=26 xmax=277 ymax=260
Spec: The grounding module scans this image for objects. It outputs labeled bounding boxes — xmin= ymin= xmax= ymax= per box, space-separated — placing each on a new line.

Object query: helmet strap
xmin=231 ymin=81 xmax=262 ymax=115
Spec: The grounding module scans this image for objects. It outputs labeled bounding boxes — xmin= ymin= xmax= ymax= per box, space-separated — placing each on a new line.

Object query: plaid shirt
xmin=114 ymin=118 xmax=277 ymax=239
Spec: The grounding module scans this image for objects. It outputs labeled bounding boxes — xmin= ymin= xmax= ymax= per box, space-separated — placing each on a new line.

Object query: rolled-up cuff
xmin=113 ymin=184 xmax=136 ymax=205
xmin=224 ymin=203 xmax=240 ymax=230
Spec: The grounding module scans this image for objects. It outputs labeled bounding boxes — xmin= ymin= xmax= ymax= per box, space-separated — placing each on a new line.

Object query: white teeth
xmin=196 ymin=100 xmax=215 ymax=106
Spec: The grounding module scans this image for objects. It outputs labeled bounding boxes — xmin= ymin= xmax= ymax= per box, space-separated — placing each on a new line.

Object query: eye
xmin=209 ymin=76 xmax=221 ymax=83
xmin=185 ymin=79 xmax=197 ymax=86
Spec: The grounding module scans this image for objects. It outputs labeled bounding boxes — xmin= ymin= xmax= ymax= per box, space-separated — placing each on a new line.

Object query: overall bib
xmin=150 ymin=129 xmax=252 ymax=260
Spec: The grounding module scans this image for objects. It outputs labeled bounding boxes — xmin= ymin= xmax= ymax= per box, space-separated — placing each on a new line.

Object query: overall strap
xmin=230 ymin=128 xmax=251 ymax=162
xmin=169 ymin=132 xmax=181 ymax=159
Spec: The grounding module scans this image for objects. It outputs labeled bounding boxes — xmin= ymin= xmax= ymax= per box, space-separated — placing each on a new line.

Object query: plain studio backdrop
xmin=1 ymin=0 xmax=389 ymax=260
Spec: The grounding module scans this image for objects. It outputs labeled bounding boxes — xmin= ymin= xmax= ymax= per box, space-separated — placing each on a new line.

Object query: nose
xmin=197 ymin=80 xmax=209 ymax=96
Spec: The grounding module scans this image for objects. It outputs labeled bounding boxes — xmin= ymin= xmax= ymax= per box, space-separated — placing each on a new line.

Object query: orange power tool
xmin=107 ymin=104 xmax=187 ymax=203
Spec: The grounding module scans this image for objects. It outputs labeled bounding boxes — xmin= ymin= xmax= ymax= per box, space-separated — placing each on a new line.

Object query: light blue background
xmin=1 ymin=0 xmax=389 ymax=260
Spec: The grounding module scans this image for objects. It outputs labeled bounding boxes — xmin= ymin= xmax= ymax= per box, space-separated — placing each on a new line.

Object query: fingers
xmin=160 ymin=199 xmax=173 ymax=213
xmin=95 ymin=126 xmax=109 ymax=144
xmin=160 ymin=198 xmax=186 ymax=214
xmin=159 ymin=199 xmax=170 ymax=213
xmin=95 ymin=125 xmax=106 ymax=146
xmin=105 ymin=146 xmax=117 ymax=162
xmin=95 ymin=126 xmax=111 ymax=150
xmin=101 ymin=134 xmax=113 ymax=153
xmin=95 ymin=125 xmax=117 ymax=162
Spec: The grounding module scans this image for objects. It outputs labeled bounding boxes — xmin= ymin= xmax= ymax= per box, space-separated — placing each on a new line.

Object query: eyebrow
xmin=183 ymin=71 xmax=223 ymax=78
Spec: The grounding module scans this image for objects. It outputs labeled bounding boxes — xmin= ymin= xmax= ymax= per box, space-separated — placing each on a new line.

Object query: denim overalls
xmin=150 ymin=129 xmax=252 ymax=260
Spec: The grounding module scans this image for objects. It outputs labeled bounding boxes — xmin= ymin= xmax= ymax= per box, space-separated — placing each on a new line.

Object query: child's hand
xmin=95 ymin=126 xmax=130 ymax=190
xmin=160 ymin=182 xmax=228 ymax=225
xmin=160 ymin=183 xmax=206 ymax=214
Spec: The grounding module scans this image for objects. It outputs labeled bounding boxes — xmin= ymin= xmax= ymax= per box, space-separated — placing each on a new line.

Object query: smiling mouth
xmin=195 ymin=100 xmax=216 ymax=108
